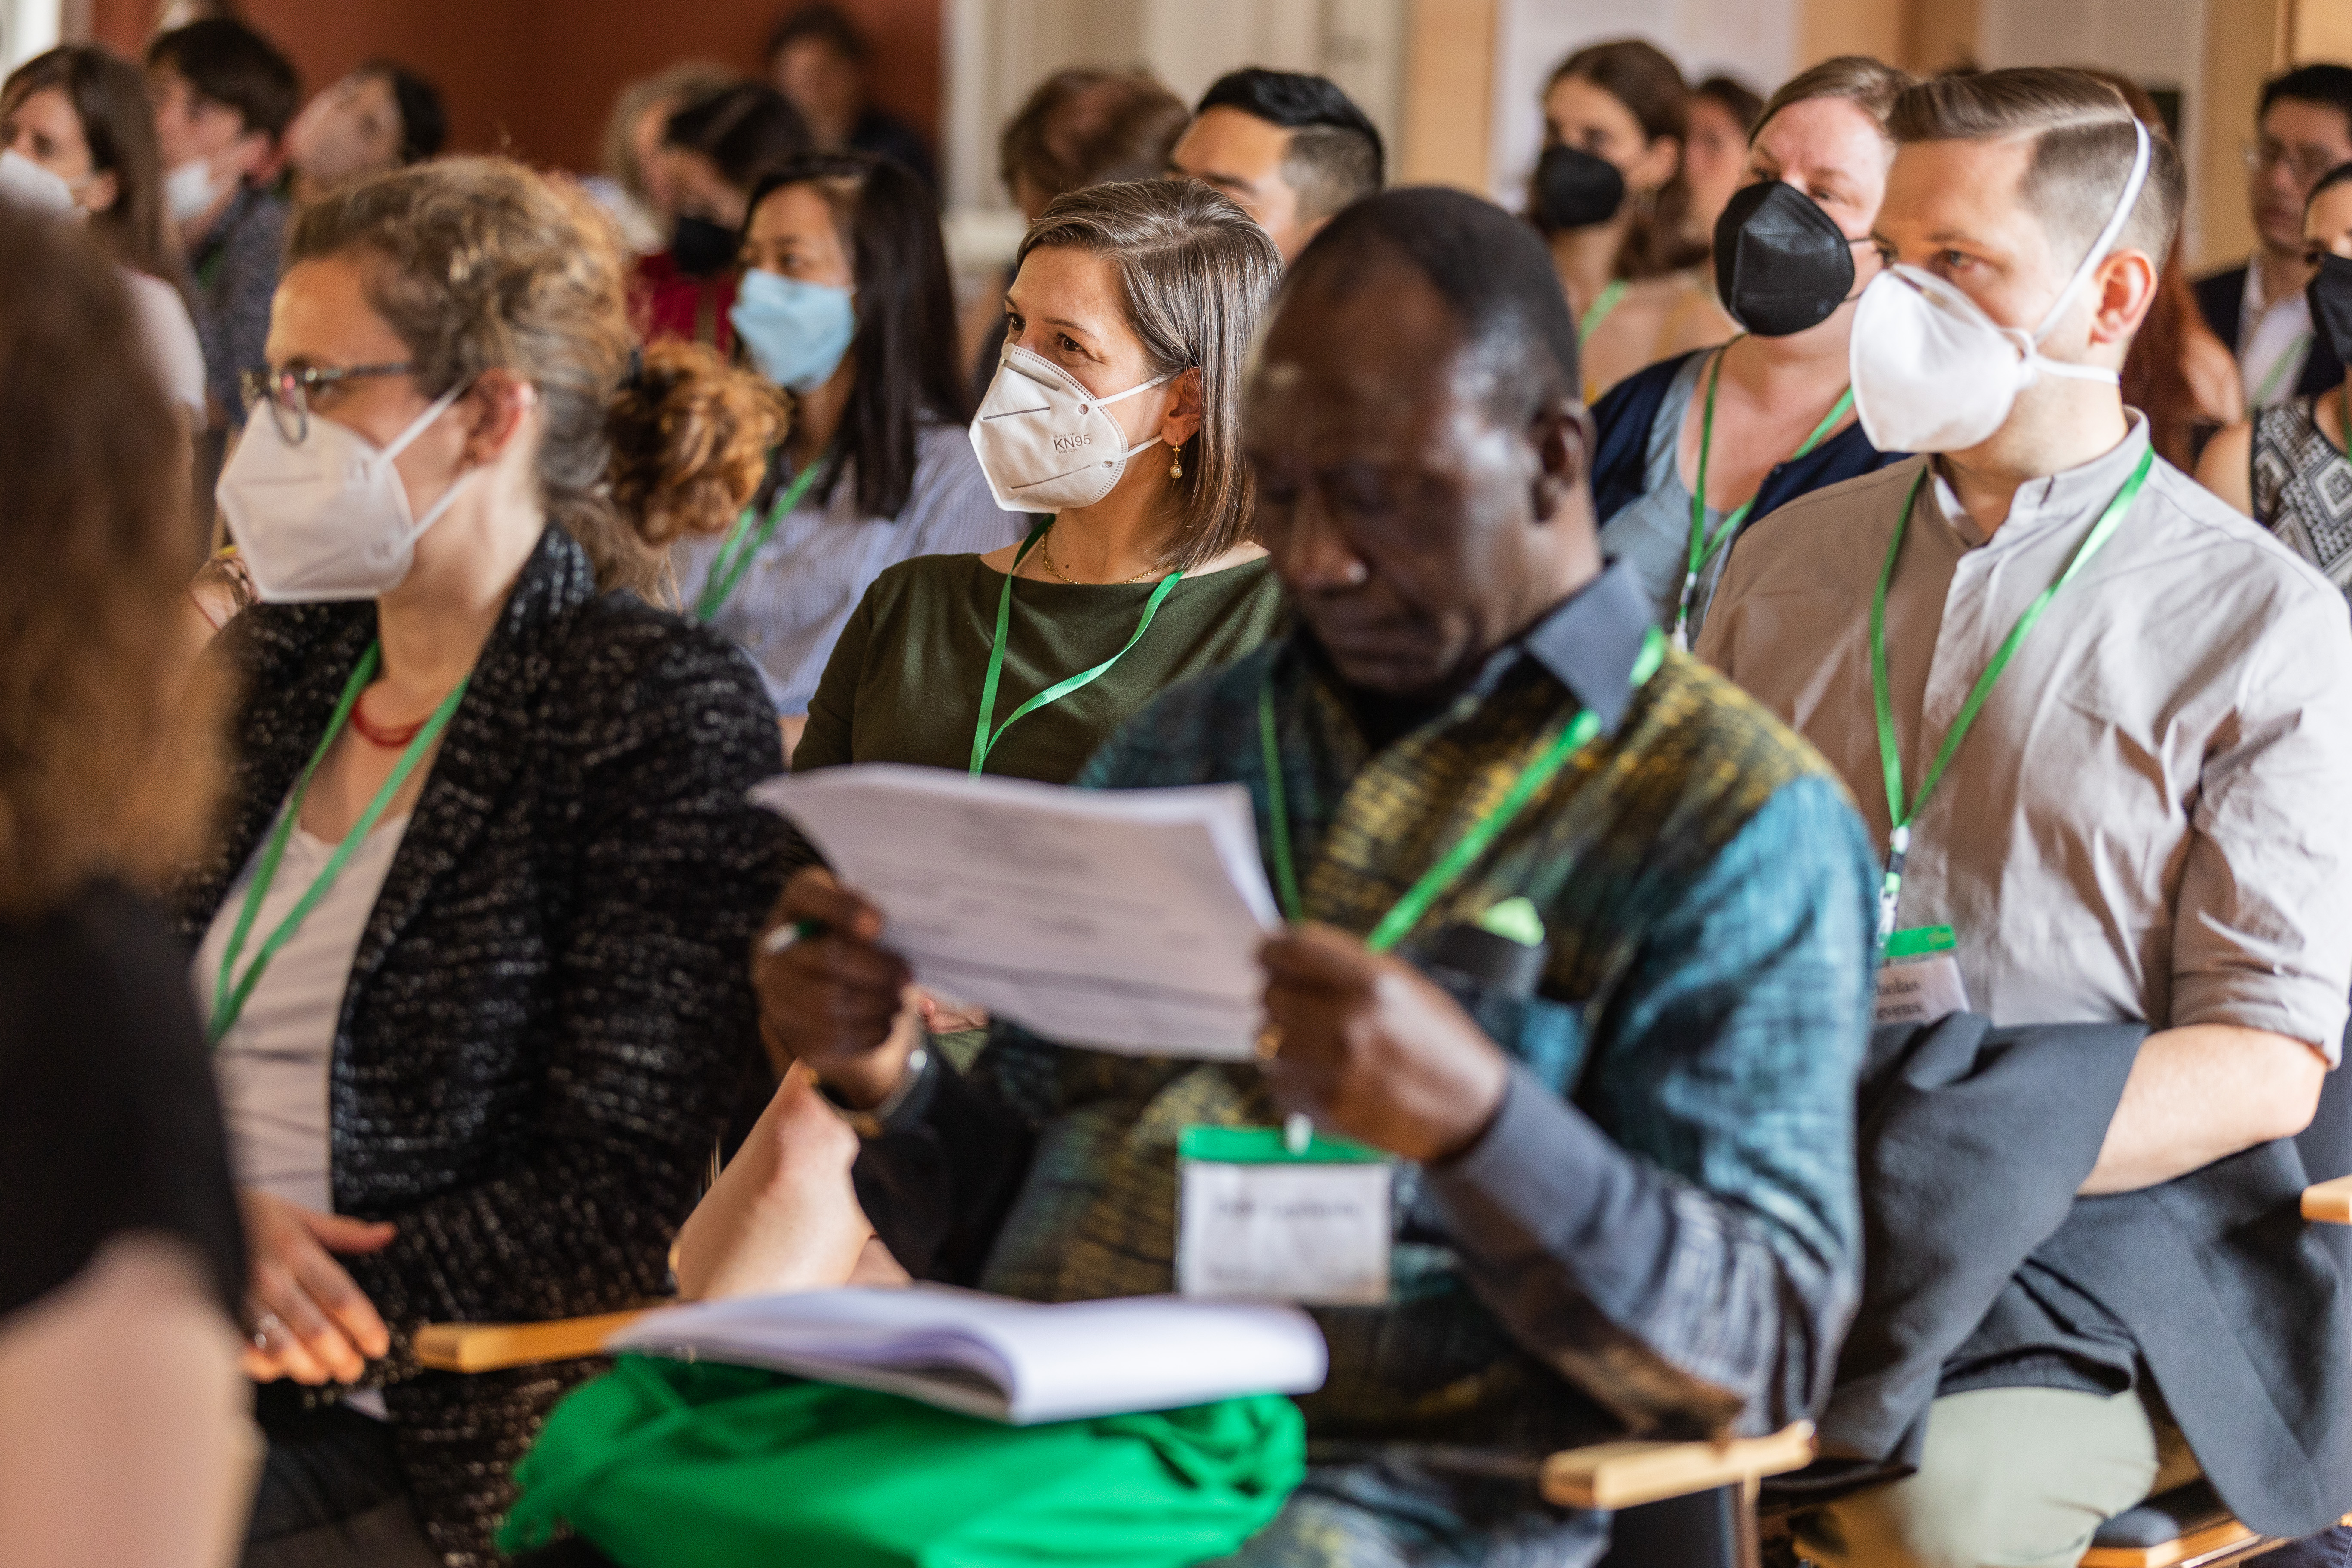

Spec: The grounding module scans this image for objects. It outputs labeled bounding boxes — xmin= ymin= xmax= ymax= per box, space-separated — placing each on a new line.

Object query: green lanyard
xmin=968 ymin=519 xmax=1183 ymax=775
xmin=1578 ymin=279 xmax=1630 ymax=344
xmin=1680 ymin=344 xmax=1853 ymax=645
xmin=1256 ymin=628 xmax=1668 ymax=952
xmin=2248 ymin=329 xmax=2314 ymax=413
xmin=695 ymin=458 xmax=826 ymax=623
xmin=1868 ymin=448 xmax=2155 ymax=946
xmin=206 ymin=644 xmax=469 ymax=1046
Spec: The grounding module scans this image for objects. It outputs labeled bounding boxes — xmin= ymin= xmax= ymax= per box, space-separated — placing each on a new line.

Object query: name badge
xmin=1875 ymin=924 xmax=1970 ymax=1027
xmin=1176 ymin=1126 xmax=1390 ymax=1306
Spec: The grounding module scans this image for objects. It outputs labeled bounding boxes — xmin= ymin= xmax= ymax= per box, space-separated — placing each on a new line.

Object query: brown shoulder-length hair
xmin=2 ymin=46 xmax=184 ymax=291
xmin=0 ymin=203 xmax=222 ymax=917
xmin=1548 ymin=39 xmax=1706 ymax=278
xmin=1014 ymin=179 xmax=1282 ymax=571
xmin=285 ymin=158 xmax=787 ymax=598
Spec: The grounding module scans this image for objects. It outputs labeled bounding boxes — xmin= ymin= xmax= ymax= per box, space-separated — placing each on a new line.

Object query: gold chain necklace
xmin=1039 ymin=522 xmax=1161 ymax=585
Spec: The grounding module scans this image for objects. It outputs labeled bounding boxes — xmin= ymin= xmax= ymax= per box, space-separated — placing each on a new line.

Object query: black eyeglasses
xmin=236 ymin=362 xmax=416 ymax=444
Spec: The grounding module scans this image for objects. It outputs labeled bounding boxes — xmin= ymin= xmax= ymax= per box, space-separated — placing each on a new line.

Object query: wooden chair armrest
xmin=1541 ymin=1421 xmax=1816 ymax=1511
xmin=413 ymin=1309 xmax=657 ymax=1373
xmin=2302 ymin=1175 xmax=2352 ymax=1225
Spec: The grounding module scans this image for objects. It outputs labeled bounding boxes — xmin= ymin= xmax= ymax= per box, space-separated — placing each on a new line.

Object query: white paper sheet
xmin=754 ymin=765 xmax=1282 ymax=1060
xmin=607 ymin=1285 xmax=1329 ymax=1425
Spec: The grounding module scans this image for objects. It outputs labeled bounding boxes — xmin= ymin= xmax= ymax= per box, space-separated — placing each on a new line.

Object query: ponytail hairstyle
xmin=283 ymin=157 xmax=788 ymax=597
xmin=1547 ymin=40 xmax=1707 ymax=278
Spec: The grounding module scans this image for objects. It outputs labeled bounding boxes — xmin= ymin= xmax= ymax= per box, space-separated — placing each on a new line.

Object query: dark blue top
xmin=1590 ymin=349 xmax=1907 ymax=619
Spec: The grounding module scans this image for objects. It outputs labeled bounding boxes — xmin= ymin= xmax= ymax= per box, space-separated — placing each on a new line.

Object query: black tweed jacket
xmin=173 ymin=527 xmax=786 ymax=1565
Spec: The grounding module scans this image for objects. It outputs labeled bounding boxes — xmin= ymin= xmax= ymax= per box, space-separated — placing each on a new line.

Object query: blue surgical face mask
xmin=730 ymin=268 xmax=857 ymax=393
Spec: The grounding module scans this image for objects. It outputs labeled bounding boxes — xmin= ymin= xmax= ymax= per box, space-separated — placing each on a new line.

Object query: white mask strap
xmin=2030 ymin=118 xmax=2151 ymax=346
xmin=379 ymin=377 xmax=475 ymax=462
xmin=1091 ymin=368 xmax=1177 ymax=459
xmin=1091 ymin=368 xmax=1178 ymax=408
xmin=2034 ymin=358 xmax=2122 ymax=384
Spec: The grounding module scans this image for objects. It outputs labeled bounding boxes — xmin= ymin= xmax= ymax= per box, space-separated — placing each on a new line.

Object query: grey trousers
xmin=1794 ymin=1386 xmax=2200 ymax=1568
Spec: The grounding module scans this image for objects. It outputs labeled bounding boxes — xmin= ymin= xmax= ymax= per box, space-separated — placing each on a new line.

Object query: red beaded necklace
xmin=349 ymin=693 xmax=427 ymax=749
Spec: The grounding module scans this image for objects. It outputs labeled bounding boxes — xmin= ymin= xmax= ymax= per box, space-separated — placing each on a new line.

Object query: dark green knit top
xmin=792 ymin=551 xmax=1285 ymax=784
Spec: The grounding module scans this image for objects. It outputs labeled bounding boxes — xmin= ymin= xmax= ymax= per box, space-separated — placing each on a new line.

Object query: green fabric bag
xmin=499 ymin=1355 xmax=1305 ymax=1567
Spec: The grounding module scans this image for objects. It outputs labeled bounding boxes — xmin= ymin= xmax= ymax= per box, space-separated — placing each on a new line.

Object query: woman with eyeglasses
xmin=181 ymin=157 xmax=787 ymax=1567
xmin=1587 ymin=56 xmax=1915 ymax=647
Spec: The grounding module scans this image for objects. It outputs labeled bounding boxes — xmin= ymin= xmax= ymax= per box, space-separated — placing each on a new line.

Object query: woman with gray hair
xmin=790 ymin=175 xmax=1284 ymax=787
xmin=663 ymin=177 xmax=1287 ymax=1306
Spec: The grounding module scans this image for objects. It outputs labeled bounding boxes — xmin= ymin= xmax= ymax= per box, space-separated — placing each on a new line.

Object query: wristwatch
xmin=816 ymin=1044 xmax=933 ymax=1138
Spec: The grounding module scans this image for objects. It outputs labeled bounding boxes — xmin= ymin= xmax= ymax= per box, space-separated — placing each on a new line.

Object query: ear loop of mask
xmin=1071 ymin=359 xmax=1178 ymax=458
xmin=2020 ymin=119 xmax=2152 ymax=384
xmin=380 ymin=377 xmax=480 ymax=538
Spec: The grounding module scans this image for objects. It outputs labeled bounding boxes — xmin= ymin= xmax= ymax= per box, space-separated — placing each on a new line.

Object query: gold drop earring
xmin=1170 ymin=444 xmax=1184 ymax=480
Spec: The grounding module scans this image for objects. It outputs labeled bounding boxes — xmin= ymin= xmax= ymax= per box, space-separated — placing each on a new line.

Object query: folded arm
xmin=2080 ymin=1024 xmax=2327 ymax=1194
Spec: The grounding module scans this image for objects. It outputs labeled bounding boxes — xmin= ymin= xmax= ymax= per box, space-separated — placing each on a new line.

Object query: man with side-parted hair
xmin=1700 ymin=67 xmax=2352 ymax=1566
xmin=1168 ymin=68 xmax=1383 ymax=261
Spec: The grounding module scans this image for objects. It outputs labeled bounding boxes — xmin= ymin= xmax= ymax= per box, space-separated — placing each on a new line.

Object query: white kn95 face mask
xmin=215 ymin=381 xmax=478 ymax=603
xmin=1848 ymin=118 xmax=2150 ymax=455
xmin=969 ymin=344 xmax=1175 ymax=513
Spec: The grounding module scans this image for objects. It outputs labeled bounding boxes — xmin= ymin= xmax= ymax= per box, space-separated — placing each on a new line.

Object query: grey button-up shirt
xmin=1698 ymin=418 xmax=2352 ymax=1057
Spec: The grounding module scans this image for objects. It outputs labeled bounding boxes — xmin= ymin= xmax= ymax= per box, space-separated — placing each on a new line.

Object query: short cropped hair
xmin=1288 ymin=186 xmax=1581 ymax=423
xmin=998 ymin=68 xmax=1188 ymax=202
xmin=146 ymin=17 xmax=299 ymax=141
xmin=2261 ymin=64 xmax=2352 ymax=133
xmin=1195 ymin=68 xmax=1384 ymax=224
xmin=1755 ymin=55 xmax=1914 ymax=145
xmin=1889 ymin=67 xmax=2185 ymax=277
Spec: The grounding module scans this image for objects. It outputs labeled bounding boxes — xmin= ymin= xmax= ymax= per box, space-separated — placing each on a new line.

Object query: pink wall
xmin=92 ymin=0 xmax=941 ymax=174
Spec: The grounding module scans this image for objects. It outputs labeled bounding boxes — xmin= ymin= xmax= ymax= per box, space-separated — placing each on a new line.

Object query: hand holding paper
xmin=1258 ymin=924 xmax=1510 ymax=1164
xmin=754 ymin=766 xmax=1283 ymax=1061
xmin=753 ymin=867 xmax=922 ymax=1107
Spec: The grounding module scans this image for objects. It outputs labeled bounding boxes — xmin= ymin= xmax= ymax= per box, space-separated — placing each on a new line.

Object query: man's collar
xmin=1295 ymin=558 xmax=1657 ymax=749
xmin=1928 ymin=411 xmax=2153 ymax=552
xmin=1516 ymin=558 xmax=1654 ymax=735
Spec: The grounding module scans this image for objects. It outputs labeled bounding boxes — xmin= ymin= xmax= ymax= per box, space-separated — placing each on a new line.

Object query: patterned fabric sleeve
xmin=1428 ymin=775 xmax=1876 ymax=1438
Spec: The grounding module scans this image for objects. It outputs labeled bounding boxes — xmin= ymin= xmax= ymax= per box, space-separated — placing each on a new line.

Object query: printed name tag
xmin=1874 ymin=925 xmax=1971 ymax=1027
xmin=1176 ymin=1126 xmax=1390 ymax=1306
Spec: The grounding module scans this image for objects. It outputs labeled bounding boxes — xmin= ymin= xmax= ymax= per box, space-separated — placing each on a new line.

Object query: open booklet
xmin=754 ymin=765 xmax=1282 ymax=1060
xmin=606 ymin=1286 xmax=1328 ymax=1426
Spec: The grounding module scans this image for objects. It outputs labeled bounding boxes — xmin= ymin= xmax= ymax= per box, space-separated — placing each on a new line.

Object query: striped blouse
xmin=672 ymin=420 xmax=1029 ymax=715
